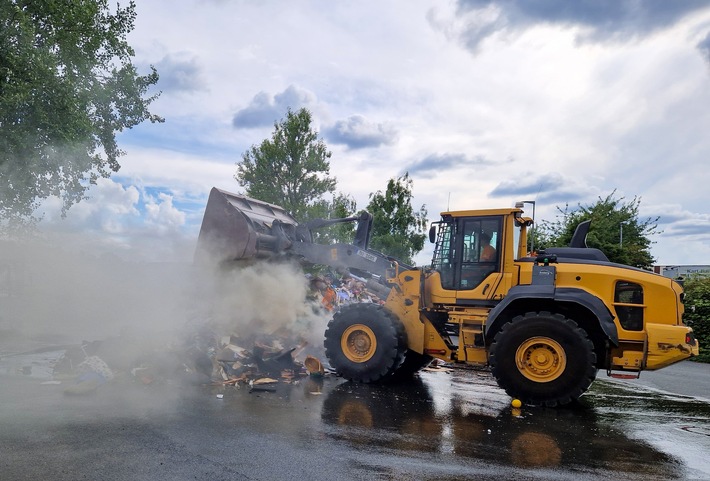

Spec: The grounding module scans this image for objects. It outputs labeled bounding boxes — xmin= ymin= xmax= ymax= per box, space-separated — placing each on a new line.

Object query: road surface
xmin=608 ymin=360 xmax=710 ymax=401
xmin=1 ymin=354 xmax=709 ymax=481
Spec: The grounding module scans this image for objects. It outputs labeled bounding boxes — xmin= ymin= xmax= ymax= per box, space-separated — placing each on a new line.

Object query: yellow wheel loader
xmin=196 ymin=188 xmax=699 ymax=406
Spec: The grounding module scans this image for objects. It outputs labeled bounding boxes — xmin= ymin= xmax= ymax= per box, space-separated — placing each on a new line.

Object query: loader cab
xmin=430 ymin=210 xmax=515 ymax=304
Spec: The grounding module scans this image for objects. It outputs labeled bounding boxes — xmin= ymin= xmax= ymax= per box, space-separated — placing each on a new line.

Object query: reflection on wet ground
xmin=1 ymin=353 xmax=709 ymax=480
xmin=319 ymin=369 xmax=709 ymax=480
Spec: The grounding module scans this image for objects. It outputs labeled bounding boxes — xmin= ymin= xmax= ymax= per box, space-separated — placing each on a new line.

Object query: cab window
xmin=431 ymin=220 xmax=456 ymax=290
xmin=459 ymin=217 xmax=501 ymax=290
xmin=614 ymin=281 xmax=644 ymax=331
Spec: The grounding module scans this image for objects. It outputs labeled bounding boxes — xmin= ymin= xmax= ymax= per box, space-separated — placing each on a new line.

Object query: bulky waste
xmin=45 ymin=272 xmax=387 ymax=395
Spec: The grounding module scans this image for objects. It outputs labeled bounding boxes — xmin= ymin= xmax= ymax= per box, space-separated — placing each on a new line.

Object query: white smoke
xmin=0 ymin=236 xmax=191 ymax=341
xmin=194 ymin=260 xmax=331 ymax=353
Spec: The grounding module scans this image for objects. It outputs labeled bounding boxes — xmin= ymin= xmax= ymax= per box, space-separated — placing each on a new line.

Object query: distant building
xmin=654 ymin=265 xmax=710 ymax=279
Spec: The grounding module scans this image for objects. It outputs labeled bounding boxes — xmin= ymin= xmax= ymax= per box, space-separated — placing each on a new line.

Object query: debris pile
xmin=42 ymin=271 xmax=392 ymax=394
xmin=212 ymin=333 xmax=311 ymax=387
xmin=307 ymin=273 xmax=388 ymax=312
xmin=209 ymin=272 xmax=388 ymax=388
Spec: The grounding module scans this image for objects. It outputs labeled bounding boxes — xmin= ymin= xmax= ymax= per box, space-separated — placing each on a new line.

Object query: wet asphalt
xmin=1 ymin=360 xmax=709 ymax=481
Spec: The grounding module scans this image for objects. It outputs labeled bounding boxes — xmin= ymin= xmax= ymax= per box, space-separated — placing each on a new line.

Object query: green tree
xmin=297 ymin=192 xmax=358 ymax=245
xmin=325 ymin=192 xmax=358 ymax=244
xmin=235 ymin=108 xmax=336 ymax=221
xmin=535 ymin=192 xmax=658 ymax=269
xmin=0 ymin=0 xmax=162 ymax=226
xmin=682 ymin=275 xmax=710 ymax=363
xmin=366 ymin=172 xmax=427 ymax=265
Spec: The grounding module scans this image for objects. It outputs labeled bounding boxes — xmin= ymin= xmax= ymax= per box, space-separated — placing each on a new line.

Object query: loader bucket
xmin=195 ymin=188 xmax=300 ymax=264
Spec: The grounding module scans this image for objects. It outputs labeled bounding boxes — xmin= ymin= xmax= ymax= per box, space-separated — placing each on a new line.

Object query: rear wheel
xmin=489 ymin=311 xmax=597 ymax=407
xmin=324 ymin=304 xmax=406 ymax=382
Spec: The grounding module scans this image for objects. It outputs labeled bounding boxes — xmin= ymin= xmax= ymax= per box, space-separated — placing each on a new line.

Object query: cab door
xmin=454 ymin=216 xmax=504 ymax=303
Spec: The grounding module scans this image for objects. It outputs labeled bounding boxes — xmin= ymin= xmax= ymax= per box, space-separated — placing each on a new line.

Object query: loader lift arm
xmin=195 ymin=187 xmax=411 ymax=280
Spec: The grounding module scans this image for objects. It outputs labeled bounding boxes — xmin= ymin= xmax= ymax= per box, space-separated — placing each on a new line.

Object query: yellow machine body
xmin=382 ymin=207 xmax=698 ymax=378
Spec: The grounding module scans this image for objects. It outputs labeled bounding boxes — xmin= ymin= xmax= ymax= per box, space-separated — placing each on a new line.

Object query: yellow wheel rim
xmin=510 ymin=432 xmax=562 ymax=467
xmin=516 ymin=337 xmax=566 ymax=383
xmin=341 ymin=324 xmax=377 ymax=363
xmin=337 ymin=401 xmax=374 ymax=428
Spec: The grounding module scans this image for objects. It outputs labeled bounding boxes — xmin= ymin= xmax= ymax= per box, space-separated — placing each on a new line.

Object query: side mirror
xmin=429 ymin=224 xmax=437 ymax=243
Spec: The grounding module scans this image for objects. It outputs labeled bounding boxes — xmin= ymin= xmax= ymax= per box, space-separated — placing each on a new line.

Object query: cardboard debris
xmin=40 ymin=271 xmax=388 ymax=394
xmin=249 ymin=377 xmax=279 ymax=392
xmin=304 ymin=355 xmax=325 ymax=376
xmin=422 ymin=365 xmax=454 ymax=373
xmin=251 ymin=377 xmax=278 ymax=385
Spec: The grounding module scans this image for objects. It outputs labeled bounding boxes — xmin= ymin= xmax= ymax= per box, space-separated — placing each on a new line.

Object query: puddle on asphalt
xmin=585 ymin=380 xmax=710 ymax=479
xmin=317 ymin=369 xmax=709 ymax=479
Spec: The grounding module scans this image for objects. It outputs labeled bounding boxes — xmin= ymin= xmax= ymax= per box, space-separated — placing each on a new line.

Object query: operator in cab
xmin=480 ymin=231 xmax=496 ymax=261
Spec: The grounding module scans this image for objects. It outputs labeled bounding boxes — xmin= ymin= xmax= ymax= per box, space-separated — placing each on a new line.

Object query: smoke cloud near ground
xmin=196 ymin=260 xmax=330 ymax=350
xmin=0 ymin=236 xmax=192 ymax=341
xmin=0 ymin=230 xmax=331 ymax=375
xmin=0 ymin=229 xmax=335 ymax=436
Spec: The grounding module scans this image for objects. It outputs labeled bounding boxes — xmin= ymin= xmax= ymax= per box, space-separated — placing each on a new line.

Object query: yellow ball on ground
xmin=511 ymin=399 xmax=522 ymax=408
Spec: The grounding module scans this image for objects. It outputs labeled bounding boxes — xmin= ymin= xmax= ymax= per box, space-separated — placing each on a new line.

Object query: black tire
xmin=489 ymin=311 xmax=597 ymax=407
xmin=391 ymin=350 xmax=434 ymax=380
xmin=324 ymin=303 xmax=407 ymax=383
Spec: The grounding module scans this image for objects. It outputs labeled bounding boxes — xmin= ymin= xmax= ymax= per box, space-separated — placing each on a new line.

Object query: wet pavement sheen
xmin=1 ymin=362 xmax=709 ymax=480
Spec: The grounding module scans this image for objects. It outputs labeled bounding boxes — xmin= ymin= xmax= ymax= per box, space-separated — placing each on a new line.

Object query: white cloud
xmin=35 ymin=178 xmax=193 ymax=262
xmin=44 ymin=1 xmax=710 ymax=267
xmin=699 ymin=30 xmax=710 ymax=62
xmin=443 ymin=0 xmax=710 ymax=51
xmin=152 ymin=53 xmax=206 ymax=93
xmin=37 ymin=178 xmax=140 ymax=228
xmin=325 ymin=115 xmax=399 ymax=149
xmin=144 ymin=193 xmax=186 ymax=233
xmin=232 ymin=85 xmax=318 ymax=128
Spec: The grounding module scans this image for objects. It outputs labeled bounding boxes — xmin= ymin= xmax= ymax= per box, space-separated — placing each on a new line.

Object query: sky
xmin=36 ymin=0 xmax=710 ymax=266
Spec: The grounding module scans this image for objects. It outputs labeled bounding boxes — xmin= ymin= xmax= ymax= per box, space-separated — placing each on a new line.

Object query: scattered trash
xmin=216 ymin=394 xmax=224 ymax=399
xmin=252 ymin=377 xmax=278 ymax=385
xmin=423 ymin=365 xmax=454 ymax=373
xmin=63 ymin=371 xmax=105 ymax=396
xmin=77 ymin=355 xmax=114 ymax=381
xmin=304 ymin=355 xmax=325 ymax=377
xmin=6 ymin=271 xmax=389 ymax=396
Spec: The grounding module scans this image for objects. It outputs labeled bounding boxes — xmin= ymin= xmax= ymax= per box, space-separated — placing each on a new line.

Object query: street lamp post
xmin=620 ymin=221 xmax=629 ymax=247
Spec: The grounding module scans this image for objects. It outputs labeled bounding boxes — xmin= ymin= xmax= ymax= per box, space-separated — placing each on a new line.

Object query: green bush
xmin=682 ymin=276 xmax=710 ymax=363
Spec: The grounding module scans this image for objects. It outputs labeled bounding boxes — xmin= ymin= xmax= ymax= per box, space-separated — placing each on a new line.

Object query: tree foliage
xmin=0 ymin=0 xmax=162 ymax=225
xmin=235 ymin=108 xmax=336 ymax=221
xmin=682 ymin=275 xmax=710 ymax=363
xmin=366 ymin=172 xmax=427 ymax=265
xmin=296 ymin=191 xmax=358 ymax=245
xmin=325 ymin=192 xmax=358 ymax=244
xmin=534 ymin=192 xmax=658 ymax=269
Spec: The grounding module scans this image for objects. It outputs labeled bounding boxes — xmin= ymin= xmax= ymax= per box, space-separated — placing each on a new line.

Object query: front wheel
xmin=489 ymin=311 xmax=597 ymax=407
xmin=390 ymin=350 xmax=433 ymax=380
xmin=324 ymin=303 xmax=406 ymax=383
